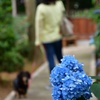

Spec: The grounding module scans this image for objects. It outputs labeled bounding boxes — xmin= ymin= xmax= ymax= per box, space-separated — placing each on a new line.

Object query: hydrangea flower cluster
xmin=50 ymin=55 xmax=92 ymax=100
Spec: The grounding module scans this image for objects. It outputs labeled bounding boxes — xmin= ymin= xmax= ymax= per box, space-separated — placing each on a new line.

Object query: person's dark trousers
xmin=43 ymin=40 xmax=63 ymax=73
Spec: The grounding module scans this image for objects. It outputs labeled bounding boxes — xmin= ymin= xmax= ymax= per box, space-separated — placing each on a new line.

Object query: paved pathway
xmin=5 ymin=40 xmax=97 ymax=100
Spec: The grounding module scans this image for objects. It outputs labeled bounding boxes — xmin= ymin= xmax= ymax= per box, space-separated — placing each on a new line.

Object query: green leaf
xmin=90 ymin=82 xmax=100 ymax=98
xmin=90 ymin=76 xmax=100 ymax=79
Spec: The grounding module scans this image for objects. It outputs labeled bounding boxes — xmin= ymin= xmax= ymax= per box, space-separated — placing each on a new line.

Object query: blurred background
xmin=0 ymin=0 xmax=100 ymax=100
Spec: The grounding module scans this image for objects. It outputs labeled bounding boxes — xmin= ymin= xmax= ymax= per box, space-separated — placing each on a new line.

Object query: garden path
xmin=5 ymin=40 xmax=97 ymax=100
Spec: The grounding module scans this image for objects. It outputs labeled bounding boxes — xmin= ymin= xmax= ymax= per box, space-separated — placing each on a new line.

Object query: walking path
xmin=5 ymin=40 xmax=97 ymax=100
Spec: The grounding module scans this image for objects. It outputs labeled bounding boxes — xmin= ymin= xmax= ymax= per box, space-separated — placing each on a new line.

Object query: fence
xmin=71 ymin=17 xmax=96 ymax=39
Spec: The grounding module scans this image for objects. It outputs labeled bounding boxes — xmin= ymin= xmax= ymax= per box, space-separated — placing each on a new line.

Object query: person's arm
xmin=35 ymin=5 xmax=44 ymax=46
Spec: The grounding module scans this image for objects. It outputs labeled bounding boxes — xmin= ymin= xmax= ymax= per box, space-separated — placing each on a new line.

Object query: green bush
xmin=16 ymin=40 xmax=30 ymax=58
xmin=0 ymin=0 xmax=24 ymax=72
xmin=0 ymin=25 xmax=24 ymax=72
xmin=0 ymin=50 xmax=24 ymax=72
xmin=94 ymin=24 xmax=100 ymax=58
xmin=92 ymin=4 xmax=100 ymax=58
xmin=74 ymin=3 xmax=100 ymax=18
xmin=13 ymin=16 xmax=30 ymax=58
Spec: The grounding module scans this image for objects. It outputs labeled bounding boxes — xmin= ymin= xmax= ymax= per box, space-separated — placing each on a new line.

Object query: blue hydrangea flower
xmin=52 ymin=86 xmax=62 ymax=100
xmin=60 ymin=55 xmax=84 ymax=72
xmin=50 ymin=55 xmax=92 ymax=100
xmin=50 ymin=64 xmax=70 ymax=86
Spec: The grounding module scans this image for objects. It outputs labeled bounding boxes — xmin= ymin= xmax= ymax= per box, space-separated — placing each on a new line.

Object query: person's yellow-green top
xmin=35 ymin=0 xmax=65 ymax=45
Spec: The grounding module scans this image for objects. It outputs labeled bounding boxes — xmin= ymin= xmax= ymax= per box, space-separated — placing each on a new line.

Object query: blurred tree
xmin=62 ymin=0 xmax=95 ymax=16
xmin=24 ymin=0 xmax=45 ymax=66
xmin=24 ymin=0 xmax=36 ymax=61
xmin=95 ymin=0 xmax=100 ymax=5
xmin=69 ymin=0 xmax=94 ymax=10
xmin=0 ymin=0 xmax=24 ymax=72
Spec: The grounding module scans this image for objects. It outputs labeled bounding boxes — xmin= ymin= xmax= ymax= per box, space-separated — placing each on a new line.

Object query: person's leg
xmin=53 ymin=40 xmax=63 ymax=63
xmin=43 ymin=43 xmax=55 ymax=73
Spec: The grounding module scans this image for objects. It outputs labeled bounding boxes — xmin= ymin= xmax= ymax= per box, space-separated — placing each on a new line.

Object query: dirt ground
xmin=0 ymin=71 xmax=17 ymax=100
xmin=0 ymin=81 xmax=12 ymax=100
xmin=0 ymin=58 xmax=45 ymax=100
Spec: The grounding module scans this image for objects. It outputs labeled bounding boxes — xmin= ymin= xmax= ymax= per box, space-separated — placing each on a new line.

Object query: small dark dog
xmin=13 ymin=71 xmax=31 ymax=98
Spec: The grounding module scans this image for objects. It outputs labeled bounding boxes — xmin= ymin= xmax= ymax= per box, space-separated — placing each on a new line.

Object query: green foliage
xmin=62 ymin=0 xmax=94 ymax=11
xmin=74 ymin=9 xmax=94 ymax=18
xmin=94 ymin=28 xmax=100 ymax=57
xmin=13 ymin=16 xmax=29 ymax=35
xmin=13 ymin=16 xmax=30 ymax=58
xmin=90 ymin=76 xmax=100 ymax=99
xmin=0 ymin=26 xmax=24 ymax=72
xmin=90 ymin=75 xmax=100 ymax=99
xmin=75 ymin=3 xmax=100 ymax=58
xmin=92 ymin=4 xmax=100 ymax=57
xmin=90 ymin=82 xmax=100 ymax=98
xmin=74 ymin=3 xmax=100 ymax=19
xmin=0 ymin=0 xmax=12 ymax=24
xmin=90 ymin=4 xmax=100 ymax=58
xmin=68 ymin=0 xmax=94 ymax=10
xmin=0 ymin=49 xmax=24 ymax=72
xmin=0 ymin=1 xmax=25 ymax=72
xmin=87 ymin=3 xmax=100 ymax=23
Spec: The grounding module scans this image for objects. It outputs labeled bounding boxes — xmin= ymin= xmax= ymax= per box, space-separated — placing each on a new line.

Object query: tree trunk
xmin=11 ymin=0 xmax=17 ymax=16
xmin=66 ymin=0 xmax=70 ymax=16
xmin=24 ymin=0 xmax=36 ymax=61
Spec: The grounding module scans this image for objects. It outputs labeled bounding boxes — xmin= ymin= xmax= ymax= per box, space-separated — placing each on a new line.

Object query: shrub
xmin=0 ymin=1 xmax=24 ymax=72
xmin=0 ymin=25 xmax=24 ymax=72
xmin=13 ymin=15 xmax=30 ymax=58
xmin=94 ymin=24 xmax=100 ymax=58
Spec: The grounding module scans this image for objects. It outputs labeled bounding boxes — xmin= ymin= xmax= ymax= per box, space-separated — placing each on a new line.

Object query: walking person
xmin=35 ymin=0 xmax=65 ymax=75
